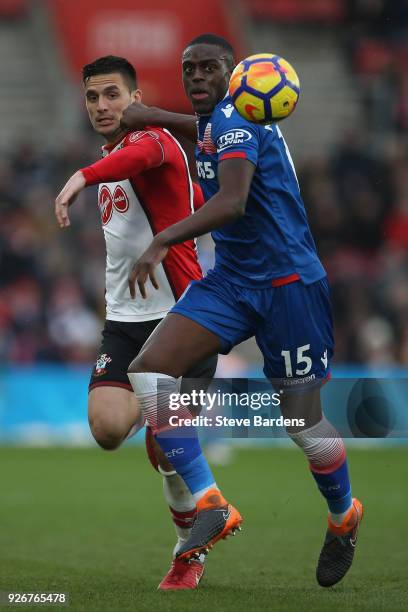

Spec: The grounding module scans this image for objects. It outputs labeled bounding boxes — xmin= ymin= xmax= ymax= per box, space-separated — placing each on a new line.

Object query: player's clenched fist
xmin=55 ymin=170 xmax=86 ymax=228
xmin=120 ymin=101 xmax=153 ymax=131
xmin=128 ymin=236 xmax=168 ymax=299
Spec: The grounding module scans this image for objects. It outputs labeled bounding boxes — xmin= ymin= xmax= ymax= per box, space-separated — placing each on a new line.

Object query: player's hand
xmin=128 ymin=236 xmax=169 ymax=299
xmin=121 ymin=102 xmax=154 ymax=132
xmin=55 ymin=171 xmax=86 ymax=228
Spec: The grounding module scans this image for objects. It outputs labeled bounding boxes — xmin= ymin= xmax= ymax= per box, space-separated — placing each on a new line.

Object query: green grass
xmin=0 ymin=446 xmax=407 ymax=611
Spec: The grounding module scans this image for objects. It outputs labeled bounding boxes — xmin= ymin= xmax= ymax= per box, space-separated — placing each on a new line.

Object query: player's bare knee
xmin=92 ymin=431 xmax=122 ymax=451
xmin=88 ymin=413 xmax=124 ymax=451
xmin=89 ymin=424 xmax=123 ymax=451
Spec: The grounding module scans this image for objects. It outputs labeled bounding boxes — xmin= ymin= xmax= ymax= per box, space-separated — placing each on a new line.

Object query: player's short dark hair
xmin=82 ymin=55 xmax=137 ymax=91
xmin=184 ymin=33 xmax=235 ymax=70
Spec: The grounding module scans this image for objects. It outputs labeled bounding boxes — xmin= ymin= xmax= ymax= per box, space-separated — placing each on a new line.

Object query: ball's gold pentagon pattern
xmin=270 ymin=85 xmax=299 ymax=120
xmin=233 ymin=91 xmax=265 ymax=123
xmin=246 ymin=62 xmax=282 ymax=95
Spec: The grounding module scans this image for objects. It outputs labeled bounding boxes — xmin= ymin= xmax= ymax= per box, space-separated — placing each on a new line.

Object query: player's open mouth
xmin=97 ymin=118 xmax=115 ymax=125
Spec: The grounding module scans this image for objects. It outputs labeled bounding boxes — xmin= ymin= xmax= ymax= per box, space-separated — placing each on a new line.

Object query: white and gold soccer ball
xmin=229 ymin=53 xmax=300 ymax=124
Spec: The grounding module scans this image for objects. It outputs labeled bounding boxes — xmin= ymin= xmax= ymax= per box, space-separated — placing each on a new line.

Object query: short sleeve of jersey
xmin=212 ymin=102 xmax=261 ymax=167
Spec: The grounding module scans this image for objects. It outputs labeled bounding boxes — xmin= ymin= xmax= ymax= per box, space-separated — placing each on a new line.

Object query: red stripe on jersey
xmin=129 ymin=129 xmax=202 ymax=299
xmin=271 ymin=273 xmax=300 ymax=287
xmin=219 ymin=151 xmax=248 ymax=161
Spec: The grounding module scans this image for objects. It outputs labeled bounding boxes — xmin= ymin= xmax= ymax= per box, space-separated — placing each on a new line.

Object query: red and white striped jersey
xmin=81 ymin=128 xmax=203 ymax=322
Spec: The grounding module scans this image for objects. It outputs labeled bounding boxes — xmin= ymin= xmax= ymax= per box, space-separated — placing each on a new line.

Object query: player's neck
xmin=104 ymin=128 xmax=127 ymax=148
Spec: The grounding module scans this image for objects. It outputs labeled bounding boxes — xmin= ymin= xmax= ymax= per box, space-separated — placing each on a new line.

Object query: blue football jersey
xmin=195 ymin=96 xmax=326 ymax=286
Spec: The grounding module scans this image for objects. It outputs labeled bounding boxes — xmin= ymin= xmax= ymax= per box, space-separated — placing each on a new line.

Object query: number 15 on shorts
xmin=281 ymin=344 xmax=312 ymax=377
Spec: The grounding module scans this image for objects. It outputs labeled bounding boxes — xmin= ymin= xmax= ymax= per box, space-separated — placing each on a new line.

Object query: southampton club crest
xmin=94 ymin=353 xmax=112 ymax=377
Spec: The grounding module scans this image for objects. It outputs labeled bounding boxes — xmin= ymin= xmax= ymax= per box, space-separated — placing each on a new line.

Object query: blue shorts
xmin=171 ymin=270 xmax=334 ymax=391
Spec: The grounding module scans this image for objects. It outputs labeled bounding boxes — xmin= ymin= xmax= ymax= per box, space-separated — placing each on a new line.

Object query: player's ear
xmin=131 ymin=89 xmax=142 ymax=104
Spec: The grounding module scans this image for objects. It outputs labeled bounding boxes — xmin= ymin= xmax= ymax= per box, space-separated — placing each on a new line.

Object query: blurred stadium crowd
xmin=1 ymin=0 xmax=408 ymax=369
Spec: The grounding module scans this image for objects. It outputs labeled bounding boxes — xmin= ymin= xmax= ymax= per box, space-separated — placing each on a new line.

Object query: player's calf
xmin=145 ymin=427 xmax=207 ymax=589
xmin=128 ymin=371 xmax=243 ymax=559
xmin=145 ymin=427 xmax=198 ymax=554
xmin=287 ymin=416 xmax=354 ymax=525
xmin=285 ymin=408 xmax=363 ymax=585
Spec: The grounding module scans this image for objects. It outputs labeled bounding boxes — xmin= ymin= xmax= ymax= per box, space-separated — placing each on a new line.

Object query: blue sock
xmin=156 ymin=426 xmax=215 ymax=495
xmin=311 ymin=458 xmax=352 ymax=514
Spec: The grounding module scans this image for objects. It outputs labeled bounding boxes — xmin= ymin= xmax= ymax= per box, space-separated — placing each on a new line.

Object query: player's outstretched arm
xmin=128 ymin=158 xmax=255 ymax=298
xmin=55 ymin=170 xmax=86 ymax=228
xmin=121 ymin=102 xmax=197 ymax=143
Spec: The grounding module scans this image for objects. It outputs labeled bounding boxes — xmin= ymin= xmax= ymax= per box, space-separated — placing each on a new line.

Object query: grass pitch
xmin=1 ymin=446 xmax=407 ymax=611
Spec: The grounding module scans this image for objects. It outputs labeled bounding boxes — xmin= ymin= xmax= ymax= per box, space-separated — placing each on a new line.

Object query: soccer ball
xmin=228 ymin=53 xmax=300 ymax=124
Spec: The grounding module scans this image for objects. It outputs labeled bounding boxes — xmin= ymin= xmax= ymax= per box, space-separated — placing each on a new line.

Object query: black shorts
xmin=89 ymin=319 xmax=218 ymax=392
